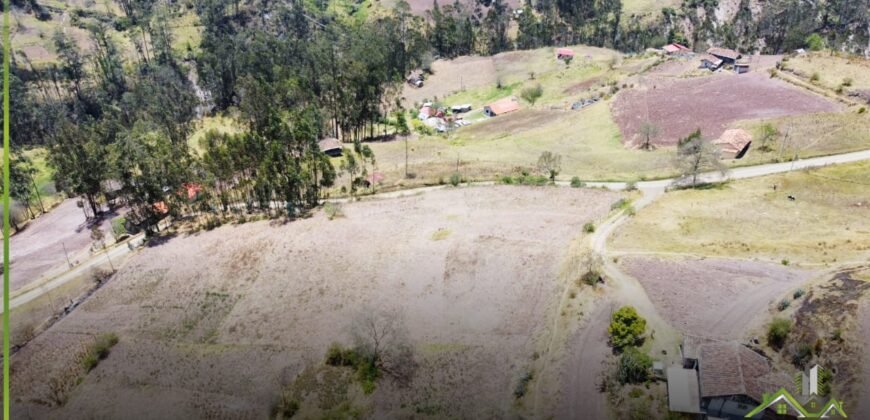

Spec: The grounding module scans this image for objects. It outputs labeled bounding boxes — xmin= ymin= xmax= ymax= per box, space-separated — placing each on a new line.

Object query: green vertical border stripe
xmin=2 ymin=0 xmax=10 ymax=415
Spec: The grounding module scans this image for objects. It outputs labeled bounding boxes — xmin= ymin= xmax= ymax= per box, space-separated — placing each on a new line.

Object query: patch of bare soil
xmin=857 ymin=293 xmax=870 ymax=418
xmin=9 ymin=199 xmax=112 ymax=291
xmin=11 ymin=186 xmax=620 ymax=418
xmin=611 ymin=72 xmax=840 ymax=147
xmin=401 ymin=55 xmax=497 ymax=106
xmin=619 ymin=256 xmax=816 ymax=339
xmin=786 ymin=267 xmax=870 ymax=414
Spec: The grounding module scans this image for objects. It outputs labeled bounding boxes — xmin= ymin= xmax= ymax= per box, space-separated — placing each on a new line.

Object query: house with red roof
xmin=483 ymin=97 xmax=520 ymax=117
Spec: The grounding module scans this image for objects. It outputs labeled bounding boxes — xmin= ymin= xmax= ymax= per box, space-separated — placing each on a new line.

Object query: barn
xmin=483 ymin=97 xmax=520 ymax=117
xmin=318 ymin=138 xmax=344 ymax=157
xmin=707 ymin=47 xmax=742 ymax=65
xmin=714 ymin=129 xmax=753 ymax=159
xmin=556 ymin=48 xmax=575 ymax=61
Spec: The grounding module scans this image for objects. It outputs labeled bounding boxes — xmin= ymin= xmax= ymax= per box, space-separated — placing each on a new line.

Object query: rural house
xmin=318 ymin=137 xmax=344 ymax=157
xmin=735 ymin=59 xmax=751 ymax=74
xmin=671 ymin=338 xmax=794 ymax=419
xmin=556 ymin=48 xmax=575 ymax=61
xmin=707 ymin=47 xmax=742 ymax=65
xmin=663 ymin=43 xmax=691 ymax=54
xmin=418 ymin=105 xmax=434 ymax=120
xmin=700 ymin=54 xmax=724 ymax=71
xmin=484 ymin=97 xmax=520 ymax=117
xmin=714 ymin=129 xmax=753 ymax=159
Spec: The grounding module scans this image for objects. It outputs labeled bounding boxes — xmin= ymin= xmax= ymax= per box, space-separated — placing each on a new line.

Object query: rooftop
xmin=707 ymin=47 xmax=741 ymax=61
xmin=485 ymin=97 xmax=520 ymax=115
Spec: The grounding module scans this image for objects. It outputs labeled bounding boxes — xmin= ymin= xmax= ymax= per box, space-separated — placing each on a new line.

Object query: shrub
xmin=323 ymin=202 xmax=344 ymax=220
xmin=500 ymin=176 xmax=514 ymax=184
xmin=791 ymin=342 xmax=814 ymax=368
xmin=514 ymin=370 xmax=534 ymax=398
xmin=842 ymin=77 xmax=853 ymax=87
xmin=628 ymin=387 xmax=644 ymax=398
xmin=810 ymin=72 xmax=820 ymax=83
xmin=793 ymin=288 xmax=805 ymax=299
xmin=768 ymin=318 xmax=791 ymax=349
xmin=111 ymin=217 xmax=128 ymax=239
xmin=611 ymin=199 xmax=629 ymax=211
xmin=609 ymin=306 xmax=646 ymax=349
xmin=82 ymin=333 xmax=119 ymax=372
xmin=570 ymin=176 xmax=585 ymax=188
xmin=616 ymin=347 xmax=652 ymax=384
xmin=324 ymin=343 xmax=380 ymax=394
xmin=449 ymin=172 xmax=461 ymax=186
xmin=625 ymin=181 xmax=638 ymax=191
xmin=781 ymin=259 xmax=789 ymax=266
xmin=275 ymin=397 xmax=299 ymax=419
xmin=625 ymin=206 xmax=636 ymax=217
xmin=777 ymin=298 xmax=791 ymax=311
xmin=583 ymin=222 xmax=595 ymax=233
xmin=859 ymin=107 xmax=867 ymax=114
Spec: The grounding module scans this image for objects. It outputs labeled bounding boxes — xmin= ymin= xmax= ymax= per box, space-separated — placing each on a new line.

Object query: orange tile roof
xmin=485 ymin=97 xmax=520 ymax=116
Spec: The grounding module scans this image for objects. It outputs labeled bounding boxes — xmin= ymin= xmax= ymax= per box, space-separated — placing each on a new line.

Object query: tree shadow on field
xmin=146 ymin=231 xmax=179 ymax=248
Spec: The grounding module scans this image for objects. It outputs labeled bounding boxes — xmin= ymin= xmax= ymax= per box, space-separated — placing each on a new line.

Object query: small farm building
xmin=318 ymin=138 xmax=344 ymax=157
xmin=714 ymin=129 xmax=752 ymax=159
xmin=663 ymin=43 xmax=691 ymax=54
xmin=556 ymin=48 xmax=575 ymax=60
xmin=707 ymin=47 xmax=742 ymax=64
xmin=483 ymin=97 xmax=520 ymax=117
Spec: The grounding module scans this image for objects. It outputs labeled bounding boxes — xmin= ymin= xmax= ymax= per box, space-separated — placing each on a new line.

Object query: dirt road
xmin=557 ymin=303 xmax=612 ymax=419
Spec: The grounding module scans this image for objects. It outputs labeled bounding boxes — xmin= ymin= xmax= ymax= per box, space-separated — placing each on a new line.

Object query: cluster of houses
xmin=415 ymin=101 xmax=479 ymax=131
xmin=701 ymin=47 xmax=751 ymax=73
xmin=660 ymin=43 xmax=751 ymax=74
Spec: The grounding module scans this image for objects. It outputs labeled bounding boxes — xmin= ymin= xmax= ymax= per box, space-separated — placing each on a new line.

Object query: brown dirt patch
xmin=11 ymin=186 xmax=620 ymax=418
xmin=786 ymin=268 xmax=870 ymax=413
xmin=611 ymin=72 xmax=841 ymax=147
xmin=401 ymin=55 xmax=497 ymax=106
xmin=619 ymin=256 xmax=816 ymax=339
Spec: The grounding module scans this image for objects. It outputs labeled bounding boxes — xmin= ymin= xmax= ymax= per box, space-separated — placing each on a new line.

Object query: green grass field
xmin=611 ymin=160 xmax=870 ymax=265
xmin=369 ymin=101 xmax=677 ymax=185
xmin=621 ymin=0 xmax=680 ymax=17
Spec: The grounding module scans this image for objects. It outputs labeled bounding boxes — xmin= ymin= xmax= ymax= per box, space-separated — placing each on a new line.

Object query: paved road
xmin=6 ymin=233 xmax=146 ymax=312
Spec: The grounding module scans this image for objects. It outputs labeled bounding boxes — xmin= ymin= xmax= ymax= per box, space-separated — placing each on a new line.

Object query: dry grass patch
xmin=611 ymin=161 xmax=870 ymax=265
xmin=783 ymin=53 xmax=870 ymax=92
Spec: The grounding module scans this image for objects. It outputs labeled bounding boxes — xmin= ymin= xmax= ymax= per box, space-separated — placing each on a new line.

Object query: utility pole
xmin=62 ymin=242 xmax=72 ymax=268
xmin=103 ymin=244 xmax=115 ymax=273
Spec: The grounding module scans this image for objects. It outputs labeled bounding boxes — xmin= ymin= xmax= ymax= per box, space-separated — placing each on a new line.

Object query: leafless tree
xmin=351 ymin=307 xmax=417 ymax=386
xmin=537 ymin=151 xmax=562 ymax=181
xmin=675 ymin=129 xmax=726 ymax=187
xmin=638 ymin=121 xmax=660 ymax=151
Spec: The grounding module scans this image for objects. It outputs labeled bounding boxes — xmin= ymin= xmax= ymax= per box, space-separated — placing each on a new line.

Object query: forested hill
xmin=4 ymin=0 xmax=869 ymax=65
xmin=0 ymin=0 xmax=867 ymax=233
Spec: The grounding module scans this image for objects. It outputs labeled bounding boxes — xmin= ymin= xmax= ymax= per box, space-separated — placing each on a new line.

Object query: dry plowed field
xmin=619 ymin=256 xmax=816 ymax=339
xmin=11 ymin=186 xmax=619 ymax=419
xmin=612 ymin=72 xmax=840 ymax=146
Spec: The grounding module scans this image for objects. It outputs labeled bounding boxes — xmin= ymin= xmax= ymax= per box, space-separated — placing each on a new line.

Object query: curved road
xmin=8 ymin=149 xmax=870 ymax=314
